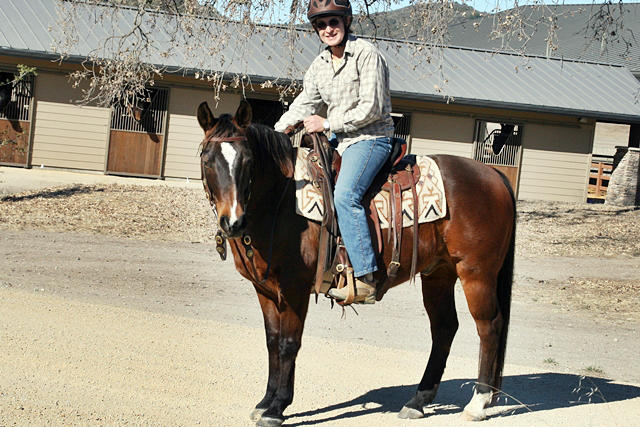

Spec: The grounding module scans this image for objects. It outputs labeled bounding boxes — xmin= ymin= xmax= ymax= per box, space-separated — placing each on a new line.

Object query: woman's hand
xmin=303 ymin=115 xmax=326 ymax=133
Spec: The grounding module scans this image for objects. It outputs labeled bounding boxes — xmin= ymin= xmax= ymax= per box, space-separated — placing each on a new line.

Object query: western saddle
xmin=302 ymin=131 xmax=421 ymax=305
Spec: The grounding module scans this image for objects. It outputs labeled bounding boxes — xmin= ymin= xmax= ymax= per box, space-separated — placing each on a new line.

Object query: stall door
xmin=107 ymin=88 xmax=168 ymax=177
xmin=0 ymin=71 xmax=34 ymax=167
xmin=473 ymin=121 xmax=522 ymax=194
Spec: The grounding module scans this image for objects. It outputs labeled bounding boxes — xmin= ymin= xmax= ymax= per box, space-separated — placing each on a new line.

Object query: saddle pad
xmin=294 ymin=148 xmax=447 ymax=228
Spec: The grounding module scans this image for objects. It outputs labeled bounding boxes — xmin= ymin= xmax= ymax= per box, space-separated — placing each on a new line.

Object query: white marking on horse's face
xmin=220 ymin=142 xmax=240 ymax=223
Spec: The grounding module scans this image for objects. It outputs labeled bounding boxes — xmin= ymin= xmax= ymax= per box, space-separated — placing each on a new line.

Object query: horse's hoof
xmin=250 ymin=408 xmax=266 ymax=422
xmin=462 ymin=409 xmax=487 ymax=422
xmin=398 ymin=405 xmax=424 ymax=419
xmin=256 ymin=415 xmax=284 ymax=427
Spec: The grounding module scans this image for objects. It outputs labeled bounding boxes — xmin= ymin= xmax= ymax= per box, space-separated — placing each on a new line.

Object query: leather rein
xmin=201 ymin=133 xmax=292 ymax=303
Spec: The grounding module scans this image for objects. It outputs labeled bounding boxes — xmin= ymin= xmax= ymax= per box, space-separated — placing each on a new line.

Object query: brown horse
xmin=198 ymin=100 xmax=516 ymax=426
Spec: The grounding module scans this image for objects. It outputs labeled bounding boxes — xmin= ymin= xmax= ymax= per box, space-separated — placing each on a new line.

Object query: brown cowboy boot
xmin=328 ymin=273 xmax=376 ymax=304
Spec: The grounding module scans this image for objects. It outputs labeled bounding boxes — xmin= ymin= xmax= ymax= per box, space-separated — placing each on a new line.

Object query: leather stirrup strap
xmin=387 ymin=181 xmax=402 ymax=280
xmin=343 ymin=267 xmax=356 ymax=305
xmin=314 ymin=225 xmax=330 ymax=295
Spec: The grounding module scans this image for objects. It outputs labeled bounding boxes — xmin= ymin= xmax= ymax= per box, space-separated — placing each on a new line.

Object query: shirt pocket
xmin=340 ymin=74 xmax=360 ymax=108
xmin=317 ymin=80 xmax=333 ymax=105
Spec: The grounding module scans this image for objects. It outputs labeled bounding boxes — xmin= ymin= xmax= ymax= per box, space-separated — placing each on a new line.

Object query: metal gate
xmin=0 ymin=71 xmax=35 ymax=167
xmin=473 ymin=121 xmax=522 ymax=193
xmin=106 ymin=87 xmax=169 ymax=177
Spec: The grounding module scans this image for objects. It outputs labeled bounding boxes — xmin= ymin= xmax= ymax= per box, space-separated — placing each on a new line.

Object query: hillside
xmin=352 ymin=2 xmax=483 ymax=40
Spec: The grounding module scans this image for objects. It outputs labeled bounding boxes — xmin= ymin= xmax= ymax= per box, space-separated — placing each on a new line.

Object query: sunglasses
xmin=315 ymin=18 xmax=341 ymax=31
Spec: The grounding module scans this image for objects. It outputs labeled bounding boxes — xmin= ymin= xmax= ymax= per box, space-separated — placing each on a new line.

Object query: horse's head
xmin=0 ymin=72 xmax=14 ymax=114
xmin=198 ymin=100 xmax=254 ymax=238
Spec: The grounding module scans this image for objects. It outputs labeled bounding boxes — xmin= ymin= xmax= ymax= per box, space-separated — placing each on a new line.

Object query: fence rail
xmin=588 ymin=158 xmax=613 ymax=199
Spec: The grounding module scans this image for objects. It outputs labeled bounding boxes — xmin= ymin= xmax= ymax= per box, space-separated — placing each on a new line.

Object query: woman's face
xmin=316 ymin=16 xmax=345 ymax=47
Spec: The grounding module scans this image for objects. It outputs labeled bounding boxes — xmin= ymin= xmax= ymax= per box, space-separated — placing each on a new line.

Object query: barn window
xmin=110 ymin=87 xmax=168 ymax=134
xmin=391 ymin=112 xmax=411 ymax=142
xmin=0 ymin=71 xmax=34 ymax=122
xmin=473 ymin=120 xmax=523 ymax=194
xmin=473 ymin=121 xmax=522 ymax=167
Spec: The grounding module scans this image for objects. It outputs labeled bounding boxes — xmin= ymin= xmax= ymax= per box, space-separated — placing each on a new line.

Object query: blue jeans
xmin=334 ymin=137 xmax=392 ymax=277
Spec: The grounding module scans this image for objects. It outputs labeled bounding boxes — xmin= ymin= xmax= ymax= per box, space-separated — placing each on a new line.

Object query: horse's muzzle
xmin=219 ymin=214 xmax=247 ymax=238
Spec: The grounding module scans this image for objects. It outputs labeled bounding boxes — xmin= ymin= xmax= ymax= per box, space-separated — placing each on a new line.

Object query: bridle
xmin=200 ymin=132 xmax=292 ymax=302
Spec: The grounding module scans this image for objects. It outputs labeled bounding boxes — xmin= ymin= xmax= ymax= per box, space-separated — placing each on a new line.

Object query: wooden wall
xmin=593 ymin=123 xmax=630 ymax=156
xmin=518 ymin=123 xmax=593 ymax=202
xmin=408 ymin=112 xmax=474 ymax=157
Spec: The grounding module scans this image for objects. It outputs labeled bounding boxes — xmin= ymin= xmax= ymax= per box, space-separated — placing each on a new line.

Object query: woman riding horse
xmin=274 ymin=0 xmax=395 ymax=304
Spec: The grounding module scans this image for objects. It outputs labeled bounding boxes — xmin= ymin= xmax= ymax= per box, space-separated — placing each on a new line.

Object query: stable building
xmin=1 ymin=0 xmax=640 ymax=202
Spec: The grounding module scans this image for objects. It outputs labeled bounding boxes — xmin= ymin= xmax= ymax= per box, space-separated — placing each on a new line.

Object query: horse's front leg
xmin=251 ymin=292 xmax=282 ymax=422
xmin=255 ymin=288 xmax=310 ymax=427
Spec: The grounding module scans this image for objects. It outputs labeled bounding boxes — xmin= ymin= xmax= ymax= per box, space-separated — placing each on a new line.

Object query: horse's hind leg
xmin=459 ymin=270 xmax=504 ymax=421
xmin=399 ymin=267 xmax=458 ymax=419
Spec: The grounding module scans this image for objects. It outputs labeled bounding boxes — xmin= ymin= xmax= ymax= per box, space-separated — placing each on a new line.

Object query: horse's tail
xmin=494 ymin=171 xmax=516 ymax=392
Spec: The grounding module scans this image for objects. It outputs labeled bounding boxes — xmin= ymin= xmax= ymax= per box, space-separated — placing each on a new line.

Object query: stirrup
xmin=328 ymin=278 xmax=376 ymax=304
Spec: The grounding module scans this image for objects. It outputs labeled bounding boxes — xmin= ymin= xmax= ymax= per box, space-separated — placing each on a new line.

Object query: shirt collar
xmin=320 ymin=34 xmax=357 ymax=62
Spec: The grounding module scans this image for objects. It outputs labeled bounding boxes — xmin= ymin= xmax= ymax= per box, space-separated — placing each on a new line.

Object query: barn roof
xmin=1 ymin=0 xmax=640 ymax=124
xmin=447 ymin=3 xmax=640 ymax=78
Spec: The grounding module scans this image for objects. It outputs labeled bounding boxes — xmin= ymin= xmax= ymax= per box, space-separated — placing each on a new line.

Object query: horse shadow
xmin=285 ymin=372 xmax=640 ymax=425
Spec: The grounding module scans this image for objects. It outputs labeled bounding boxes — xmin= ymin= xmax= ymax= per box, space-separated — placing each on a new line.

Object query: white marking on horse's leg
xmin=462 ymin=390 xmax=492 ymax=421
xmin=220 ymin=142 xmax=240 ymax=223
xmin=398 ymin=385 xmax=439 ymax=419
xmin=250 ymin=407 xmax=266 ymax=421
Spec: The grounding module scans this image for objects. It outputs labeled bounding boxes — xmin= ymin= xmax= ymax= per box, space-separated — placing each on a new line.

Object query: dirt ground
xmin=1 ymin=168 xmax=639 ymax=425
xmin=1 ymin=181 xmax=639 ymax=325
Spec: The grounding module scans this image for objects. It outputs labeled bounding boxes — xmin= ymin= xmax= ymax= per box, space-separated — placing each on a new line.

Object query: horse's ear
xmin=197 ymin=101 xmax=217 ymax=132
xmin=234 ymin=100 xmax=252 ymax=128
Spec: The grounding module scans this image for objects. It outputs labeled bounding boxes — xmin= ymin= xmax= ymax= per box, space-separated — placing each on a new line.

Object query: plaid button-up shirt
xmin=275 ymin=35 xmax=395 ymax=154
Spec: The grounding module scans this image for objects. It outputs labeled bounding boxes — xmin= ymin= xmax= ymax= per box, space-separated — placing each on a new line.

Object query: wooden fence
xmin=588 ymin=156 xmax=614 ymax=200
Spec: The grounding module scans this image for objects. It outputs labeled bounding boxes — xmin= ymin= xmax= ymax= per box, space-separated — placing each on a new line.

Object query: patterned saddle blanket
xmin=294 ymin=148 xmax=447 ymax=228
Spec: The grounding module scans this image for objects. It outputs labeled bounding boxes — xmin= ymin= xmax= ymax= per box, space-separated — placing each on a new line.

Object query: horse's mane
xmin=246 ymin=123 xmax=294 ymax=178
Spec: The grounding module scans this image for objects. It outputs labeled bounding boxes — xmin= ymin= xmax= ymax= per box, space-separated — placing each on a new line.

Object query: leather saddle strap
xmin=314 ymin=225 xmax=330 ymax=295
xmin=387 ymin=181 xmax=402 ymax=280
xmin=311 ymin=133 xmax=338 ymax=294
xmin=409 ymin=167 xmax=419 ymax=286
